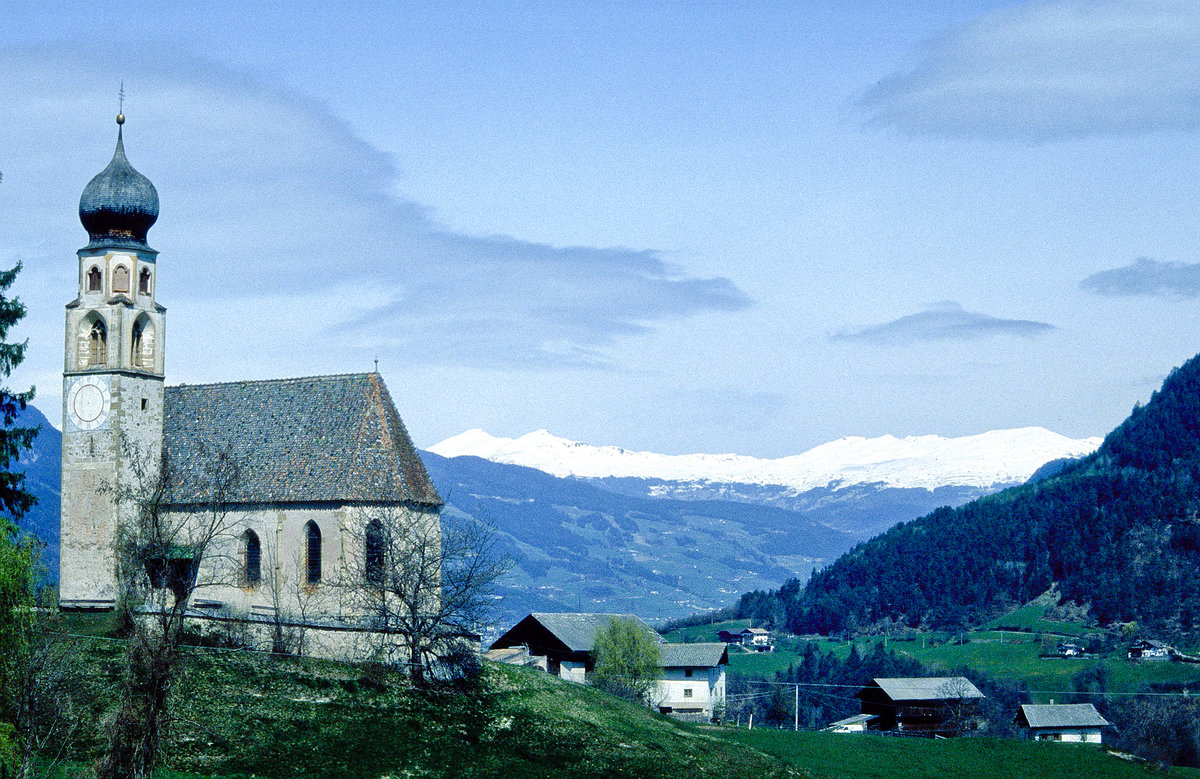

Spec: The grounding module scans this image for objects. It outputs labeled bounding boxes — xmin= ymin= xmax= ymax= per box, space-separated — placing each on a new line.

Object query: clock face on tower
xmin=67 ymin=375 xmax=112 ymax=431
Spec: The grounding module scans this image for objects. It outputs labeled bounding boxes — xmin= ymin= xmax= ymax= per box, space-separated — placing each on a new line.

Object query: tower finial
xmin=117 ymin=82 xmax=125 ymax=125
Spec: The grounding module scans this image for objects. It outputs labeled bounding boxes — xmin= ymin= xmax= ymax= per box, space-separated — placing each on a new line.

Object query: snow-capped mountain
xmin=429 ymin=427 xmax=1103 ymax=493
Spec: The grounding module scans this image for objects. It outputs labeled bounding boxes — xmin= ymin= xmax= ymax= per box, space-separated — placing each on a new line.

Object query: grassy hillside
xmin=725 ymin=730 xmax=1200 ymax=778
xmin=59 ymin=618 xmax=800 ymax=778
xmin=51 ymin=613 xmax=1199 ymax=777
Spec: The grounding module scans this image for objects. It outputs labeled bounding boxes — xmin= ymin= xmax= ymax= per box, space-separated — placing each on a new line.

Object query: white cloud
xmin=860 ymin=0 xmax=1200 ymax=140
xmin=0 ymin=44 xmax=751 ymax=407
xmin=833 ymin=301 xmax=1055 ymax=343
xmin=1080 ymin=257 xmax=1200 ymax=297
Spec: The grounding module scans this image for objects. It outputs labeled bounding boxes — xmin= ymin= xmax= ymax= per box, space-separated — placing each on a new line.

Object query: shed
xmin=824 ymin=713 xmax=878 ymax=734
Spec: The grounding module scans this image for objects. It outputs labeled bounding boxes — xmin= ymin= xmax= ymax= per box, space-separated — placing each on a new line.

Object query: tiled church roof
xmin=162 ymin=373 xmax=442 ymax=507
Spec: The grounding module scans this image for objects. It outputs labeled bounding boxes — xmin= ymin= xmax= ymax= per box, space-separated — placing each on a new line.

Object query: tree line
xmin=728 ymin=353 xmax=1200 ymax=639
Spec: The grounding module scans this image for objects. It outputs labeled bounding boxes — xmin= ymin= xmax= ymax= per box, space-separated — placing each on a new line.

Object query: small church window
xmin=112 ymin=265 xmax=130 ymax=293
xmin=88 ymin=319 xmax=107 ymax=366
xmin=305 ymin=521 xmax=322 ymax=584
xmin=365 ymin=520 xmax=385 ymax=587
xmin=139 ymin=267 xmax=151 ymax=295
xmin=86 ymin=266 xmax=102 ymax=292
xmin=244 ymin=530 xmax=261 ymax=586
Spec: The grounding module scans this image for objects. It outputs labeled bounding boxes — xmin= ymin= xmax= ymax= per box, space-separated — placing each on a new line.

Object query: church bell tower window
xmin=88 ymin=319 xmax=107 ymax=366
xmin=139 ymin=267 xmax=151 ymax=295
xmin=113 ymin=265 xmax=130 ymax=293
xmin=87 ymin=266 xmax=102 ymax=292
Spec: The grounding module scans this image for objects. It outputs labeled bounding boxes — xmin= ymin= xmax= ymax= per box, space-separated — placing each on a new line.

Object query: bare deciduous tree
xmin=341 ymin=506 xmax=510 ymax=685
xmin=96 ymin=438 xmax=242 ymax=779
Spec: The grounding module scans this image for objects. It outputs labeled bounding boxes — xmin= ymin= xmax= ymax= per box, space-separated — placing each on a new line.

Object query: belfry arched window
xmin=139 ymin=267 xmax=151 ymax=295
xmin=88 ymin=319 xmax=107 ymax=366
xmin=131 ymin=316 xmax=153 ymax=370
xmin=305 ymin=521 xmax=322 ymax=584
xmin=244 ymin=530 xmax=261 ymax=586
xmin=112 ymin=265 xmax=130 ymax=293
xmin=86 ymin=266 xmax=102 ymax=292
xmin=365 ymin=520 xmax=385 ymax=587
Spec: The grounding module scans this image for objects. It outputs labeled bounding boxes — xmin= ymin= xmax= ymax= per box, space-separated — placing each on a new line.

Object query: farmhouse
xmin=490 ymin=612 xmax=728 ymax=718
xmin=856 ymin=677 xmax=985 ymax=737
xmin=656 ymin=642 xmax=728 ymax=719
xmin=1017 ymin=703 xmax=1110 ymax=744
xmin=490 ymin=612 xmax=660 ymax=682
xmin=1127 ymin=639 xmax=1172 ymax=661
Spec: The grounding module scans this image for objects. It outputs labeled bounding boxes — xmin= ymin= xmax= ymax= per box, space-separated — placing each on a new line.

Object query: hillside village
xmin=7 ymin=5 xmax=1200 ymax=776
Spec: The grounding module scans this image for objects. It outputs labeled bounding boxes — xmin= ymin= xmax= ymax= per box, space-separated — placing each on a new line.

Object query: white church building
xmin=58 ymin=114 xmax=444 ymax=659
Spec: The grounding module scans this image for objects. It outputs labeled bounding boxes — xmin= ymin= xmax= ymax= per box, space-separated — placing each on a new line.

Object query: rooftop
xmin=1019 ymin=704 xmax=1111 ymax=729
xmin=867 ymin=677 xmax=985 ymax=701
xmin=163 ymin=373 xmax=441 ymax=506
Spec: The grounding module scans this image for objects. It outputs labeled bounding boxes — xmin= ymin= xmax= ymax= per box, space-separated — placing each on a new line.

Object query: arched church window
xmin=86 ymin=266 xmax=102 ymax=292
xmin=131 ymin=317 xmax=152 ymax=370
xmin=139 ymin=267 xmax=151 ymax=295
xmin=365 ymin=520 xmax=385 ymax=587
xmin=305 ymin=521 xmax=322 ymax=584
xmin=244 ymin=530 xmax=261 ymax=586
xmin=88 ymin=319 xmax=107 ymax=366
xmin=112 ymin=265 xmax=130 ymax=293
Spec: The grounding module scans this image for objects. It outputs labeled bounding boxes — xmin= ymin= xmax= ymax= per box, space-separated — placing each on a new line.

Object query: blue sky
xmin=2 ymin=1 xmax=1200 ymax=456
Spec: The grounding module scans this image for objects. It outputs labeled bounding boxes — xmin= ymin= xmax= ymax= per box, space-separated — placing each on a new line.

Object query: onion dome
xmin=79 ymin=114 xmax=159 ymax=251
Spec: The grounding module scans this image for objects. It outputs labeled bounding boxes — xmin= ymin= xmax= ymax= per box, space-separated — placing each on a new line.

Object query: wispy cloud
xmin=1080 ymin=257 xmax=1200 ymax=298
xmin=0 ymin=47 xmax=750 ymax=378
xmin=860 ymin=0 xmax=1200 ymax=141
xmin=833 ymin=302 xmax=1055 ymax=344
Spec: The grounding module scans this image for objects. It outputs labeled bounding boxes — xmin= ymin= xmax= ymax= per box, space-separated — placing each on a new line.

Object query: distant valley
xmin=22 ymin=408 xmax=1099 ymax=626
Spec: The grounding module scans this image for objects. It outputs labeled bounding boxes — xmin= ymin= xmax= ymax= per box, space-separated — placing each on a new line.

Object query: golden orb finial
xmin=116 ymin=113 xmax=125 ymax=125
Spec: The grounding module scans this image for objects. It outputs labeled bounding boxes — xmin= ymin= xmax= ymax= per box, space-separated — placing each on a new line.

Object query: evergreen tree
xmin=0 ymin=262 xmax=36 ymax=523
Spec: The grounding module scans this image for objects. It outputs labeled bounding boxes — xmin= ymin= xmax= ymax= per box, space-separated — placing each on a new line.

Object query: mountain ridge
xmin=430 ymin=426 xmax=1102 ymax=492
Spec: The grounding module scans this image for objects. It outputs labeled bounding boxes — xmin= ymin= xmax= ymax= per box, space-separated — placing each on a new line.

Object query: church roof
xmin=162 ymin=373 xmax=441 ymax=507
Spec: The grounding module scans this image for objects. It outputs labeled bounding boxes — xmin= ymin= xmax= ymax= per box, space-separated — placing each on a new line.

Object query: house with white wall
xmin=1017 ymin=703 xmax=1110 ymax=744
xmin=655 ymin=643 xmax=728 ymax=719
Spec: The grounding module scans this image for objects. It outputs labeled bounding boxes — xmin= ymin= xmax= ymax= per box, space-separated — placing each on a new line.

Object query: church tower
xmin=59 ymin=113 xmax=165 ymax=610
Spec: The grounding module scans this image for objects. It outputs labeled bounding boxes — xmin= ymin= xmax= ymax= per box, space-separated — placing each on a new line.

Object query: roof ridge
xmin=167 ymin=372 xmax=380 ymax=390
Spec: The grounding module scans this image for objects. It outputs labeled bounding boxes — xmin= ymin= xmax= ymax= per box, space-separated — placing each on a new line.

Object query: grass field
xmin=721 ymin=729 xmax=1200 ymax=778
xmin=48 ymin=613 xmax=1200 ymax=777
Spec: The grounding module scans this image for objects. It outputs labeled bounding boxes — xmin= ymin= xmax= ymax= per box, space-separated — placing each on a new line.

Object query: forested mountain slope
xmin=738 ymin=353 xmax=1200 ymax=636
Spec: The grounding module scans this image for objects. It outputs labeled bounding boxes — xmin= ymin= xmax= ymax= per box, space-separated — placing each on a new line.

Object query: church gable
xmin=162 ymin=373 xmax=441 ymax=506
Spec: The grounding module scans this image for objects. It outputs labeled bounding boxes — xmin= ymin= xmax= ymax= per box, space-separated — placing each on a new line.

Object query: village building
xmin=856 ymin=677 xmax=985 ymax=737
xmin=1127 ymin=639 xmax=1172 ymax=661
xmin=1017 ymin=703 xmax=1110 ymax=744
xmin=656 ymin=642 xmax=728 ymax=719
xmin=57 ymin=115 xmax=443 ymax=660
xmin=490 ymin=612 xmax=728 ymax=719
xmin=489 ymin=612 xmax=649 ymax=683
xmin=740 ymin=627 xmax=772 ymax=650
xmin=823 ymin=713 xmax=877 ymax=734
